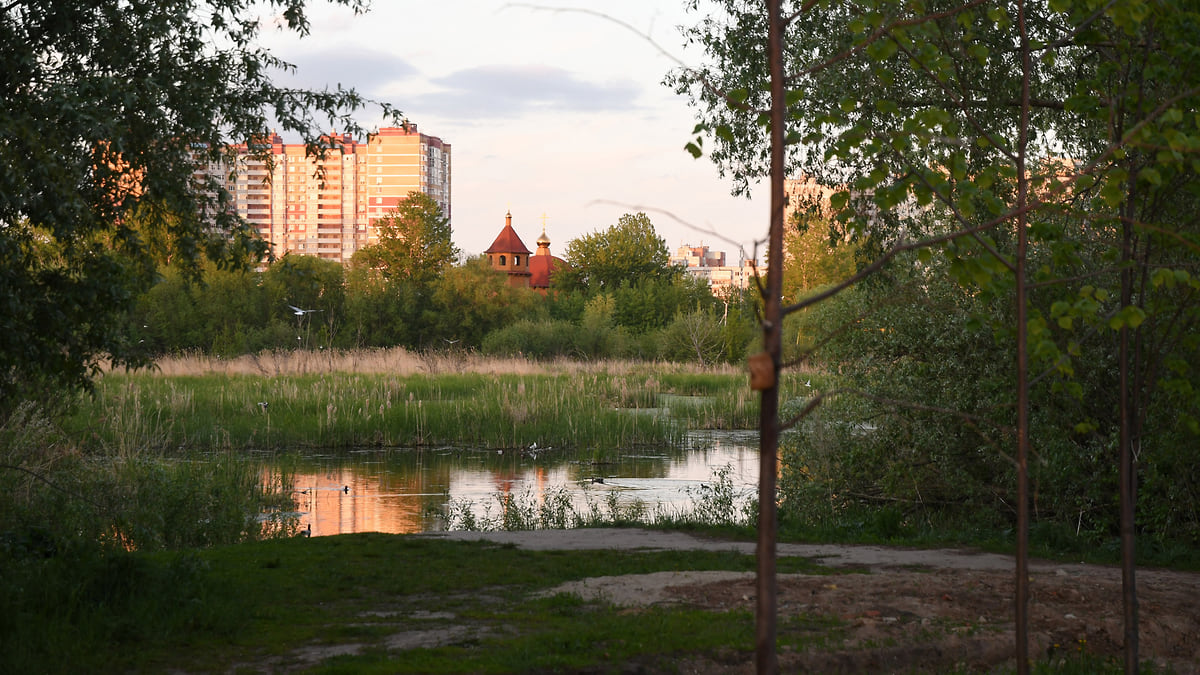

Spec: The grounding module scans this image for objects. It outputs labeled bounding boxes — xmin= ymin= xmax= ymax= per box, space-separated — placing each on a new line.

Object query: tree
xmin=354 ymin=192 xmax=458 ymax=284
xmin=557 ymin=213 xmax=676 ymax=292
xmin=783 ymin=209 xmax=858 ymax=301
xmin=426 ymin=256 xmax=545 ymax=349
xmin=671 ymin=1 xmax=1200 ymax=671
xmin=261 ymin=254 xmax=345 ymax=348
xmin=0 ymin=0 xmax=400 ymax=414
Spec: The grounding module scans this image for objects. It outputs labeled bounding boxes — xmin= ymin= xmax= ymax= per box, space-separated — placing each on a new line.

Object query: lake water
xmin=283 ymin=430 xmax=760 ymax=536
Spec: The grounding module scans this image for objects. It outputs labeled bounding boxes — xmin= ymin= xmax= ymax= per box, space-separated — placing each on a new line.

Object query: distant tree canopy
xmin=353 ymin=192 xmax=458 ymax=285
xmin=556 ymin=213 xmax=677 ymax=293
xmin=0 ymin=0 xmax=400 ymax=415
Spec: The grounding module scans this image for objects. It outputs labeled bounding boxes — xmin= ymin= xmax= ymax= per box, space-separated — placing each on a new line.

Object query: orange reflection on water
xmin=292 ymin=468 xmax=431 ymax=536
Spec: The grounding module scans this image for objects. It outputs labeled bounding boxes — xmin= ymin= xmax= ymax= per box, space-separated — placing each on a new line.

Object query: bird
xmin=343 ymin=485 xmax=349 ymax=494
xmin=443 ymin=338 xmax=460 ymax=344
xmin=300 ymin=523 xmax=311 ymax=537
xmin=258 ymin=401 xmax=269 ymax=411
xmin=288 ymin=304 xmax=323 ymax=316
xmin=592 ymin=477 xmax=605 ymax=484
xmin=805 ymin=379 xmax=812 ymax=387
xmin=529 ymin=442 xmax=538 ymax=451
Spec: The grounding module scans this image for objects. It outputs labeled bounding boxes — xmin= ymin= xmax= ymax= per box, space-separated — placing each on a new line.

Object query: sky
xmin=260 ymin=1 xmax=769 ymax=260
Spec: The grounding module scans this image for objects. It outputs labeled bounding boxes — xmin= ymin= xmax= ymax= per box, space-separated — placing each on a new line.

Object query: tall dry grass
xmin=123 ymin=347 xmax=746 ymax=379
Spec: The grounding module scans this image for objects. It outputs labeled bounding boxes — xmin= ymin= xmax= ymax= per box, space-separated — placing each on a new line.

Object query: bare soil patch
xmin=436 ymin=529 xmax=1200 ymax=673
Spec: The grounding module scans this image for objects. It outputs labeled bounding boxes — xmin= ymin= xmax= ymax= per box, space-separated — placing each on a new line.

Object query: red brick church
xmin=485 ymin=211 xmax=566 ymax=293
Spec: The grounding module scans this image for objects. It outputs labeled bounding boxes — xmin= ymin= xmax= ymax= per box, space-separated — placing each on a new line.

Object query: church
xmin=484 ymin=211 xmax=566 ymax=293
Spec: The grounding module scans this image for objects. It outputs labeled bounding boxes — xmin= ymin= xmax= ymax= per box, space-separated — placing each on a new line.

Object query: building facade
xmin=485 ymin=211 xmax=566 ymax=292
xmin=671 ymin=243 xmax=758 ymax=296
xmin=206 ymin=126 xmax=451 ymax=264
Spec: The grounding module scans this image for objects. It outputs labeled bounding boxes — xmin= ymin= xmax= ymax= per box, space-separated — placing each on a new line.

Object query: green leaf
xmin=684 ymin=141 xmax=702 ymax=159
xmin=1109 ymin=305 xmax=1147 ymax=330
xmin=967 ymin=43 xmax=989 ymax=65
xmin=1100 ymin=179 xmax=1126 ymax=207
xmin=1139 ymin=167 xmax=1163 ymax=186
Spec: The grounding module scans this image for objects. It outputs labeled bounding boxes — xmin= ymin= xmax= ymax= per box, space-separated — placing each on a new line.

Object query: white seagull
xmin=288 ymin=304 xmax=323 ymax=316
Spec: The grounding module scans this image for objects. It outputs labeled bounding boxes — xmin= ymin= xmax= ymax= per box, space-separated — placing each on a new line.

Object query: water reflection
xmin=284 ymin=430 xmax=759 ymax=536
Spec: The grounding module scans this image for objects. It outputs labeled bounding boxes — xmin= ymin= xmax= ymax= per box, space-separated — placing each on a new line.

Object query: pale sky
xmin=261 ymin=1 xmax=769 ymax=260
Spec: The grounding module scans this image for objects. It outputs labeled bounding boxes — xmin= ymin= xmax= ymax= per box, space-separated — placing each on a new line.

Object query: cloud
xmin=411 ymin=64 xmax=641 ymax=120
xmin=271 ymin=47 xmax=418 ymax=95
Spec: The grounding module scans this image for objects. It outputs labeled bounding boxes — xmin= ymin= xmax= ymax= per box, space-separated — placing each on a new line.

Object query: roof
xmin=485 ymin=222 xmax=531 ymax=255
xmin=530 ymin=254 xmax=566 ymax=288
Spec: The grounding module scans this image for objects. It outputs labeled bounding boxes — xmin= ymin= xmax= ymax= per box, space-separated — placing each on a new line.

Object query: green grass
xmin=4 ymin=531 xmax=1179 ymax=674
xmin=1 ymin=533 xmax=837 ymax=673
xmin=62 ymin=370 xmax=781 ymax=452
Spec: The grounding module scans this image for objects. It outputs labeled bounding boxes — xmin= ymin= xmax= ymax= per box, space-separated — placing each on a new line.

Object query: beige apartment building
xmin=207 ymin=126 xmax=451 ymax=263
xmin=671 ymin=243 xmax=759 ymax=296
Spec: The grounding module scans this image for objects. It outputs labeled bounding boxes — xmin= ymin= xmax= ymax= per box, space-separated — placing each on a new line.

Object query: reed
xmin=71 ymin=353 xmax=765 ymax=452
xmin=121 ymin=347 xmax=746 ymax=379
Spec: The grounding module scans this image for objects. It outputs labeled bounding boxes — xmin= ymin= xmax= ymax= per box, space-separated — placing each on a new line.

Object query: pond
xmin=282 ymin=430 xmax=760 ymax=536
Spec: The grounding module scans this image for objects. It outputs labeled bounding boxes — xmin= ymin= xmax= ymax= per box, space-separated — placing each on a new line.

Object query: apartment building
xmin=671 ymin=243 xmax=759 ymax=296
xmin=208 ymin=125 xmax=451 ymax=264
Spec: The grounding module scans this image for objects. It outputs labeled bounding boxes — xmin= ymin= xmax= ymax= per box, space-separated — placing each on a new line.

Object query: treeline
xmin=127 ymin=242 xmax=759 ymax=366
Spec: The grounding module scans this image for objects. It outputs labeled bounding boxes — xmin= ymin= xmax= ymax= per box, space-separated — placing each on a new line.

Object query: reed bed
xmin=68 ymin=351 xmax=794 ymax=452
xmin=120 ymin=348 xmax=747 ymax=379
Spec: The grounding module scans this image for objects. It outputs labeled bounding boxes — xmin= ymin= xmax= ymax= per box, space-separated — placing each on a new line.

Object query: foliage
xmin=610 ymin=272 xmax=718 ymax=332
xmin=674 ymin=0 xmax=1200 ymax=569
xmin=341 ymin=263 xmax=426 ymax=348
xmin=658 ymin=308 xmax=728 ymax=366
xmin=783 ymin=208 xmax=858 ymax=300
xmin=482 ymin=318 xmax=610 ymax=360
xmin=556 ymin=213 xmax=677 ymax=292
xmin=0 ymin=0 xmax=399 ymax=416
xmin=353 ymin=191 xmax=458 ymax=284
xmin=779 ymin=246 xmax=1200 ymax=545
xmin=425 ymin=256 xmax=546 ymax=348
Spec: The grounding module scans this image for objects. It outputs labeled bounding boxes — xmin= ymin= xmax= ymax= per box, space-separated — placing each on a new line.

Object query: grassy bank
xmin=68 ymin=350 xmax=788 ymax=452
xmin=0 ymin=534 xmax=827 ymax=673
xmin=0 ymin=533 xmax=1165 ymax=674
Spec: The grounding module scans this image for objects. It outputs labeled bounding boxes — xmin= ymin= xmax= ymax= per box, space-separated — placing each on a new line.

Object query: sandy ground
xmin=431 ymin=528 xmax=1200 ymax=674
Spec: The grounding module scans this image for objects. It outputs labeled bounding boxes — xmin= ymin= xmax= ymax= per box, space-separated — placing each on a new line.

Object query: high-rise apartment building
xmin=206 ymin=126 xmax=451 ymax=264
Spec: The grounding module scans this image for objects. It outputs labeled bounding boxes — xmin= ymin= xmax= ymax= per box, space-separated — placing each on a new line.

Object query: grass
xmin=2 ymin=533 xmax=836 ymax=673
xmin=66 ymin=352 xmax=793 ymax=452
xmin=3 ymin=532 xmax=1179 ymax=674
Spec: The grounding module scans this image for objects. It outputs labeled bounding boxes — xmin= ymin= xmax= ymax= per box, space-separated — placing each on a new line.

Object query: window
xmin=499 ymin=255 xmax=506 ymax=266
xmin=514 ymin=255 xmax=520 ymax=266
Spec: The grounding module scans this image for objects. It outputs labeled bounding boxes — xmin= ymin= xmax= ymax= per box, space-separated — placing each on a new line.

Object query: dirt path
xmin=432 ymin=529 xmax=1200 ymax=673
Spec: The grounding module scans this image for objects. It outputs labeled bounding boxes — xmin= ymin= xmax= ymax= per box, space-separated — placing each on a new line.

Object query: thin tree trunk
xmin=1120 ymin=197 xmax=1140 ymax=674
xmin=756 ymin=0 xmax=786 ymax=672
xmin=1015 ymin=1 xmax=1032 ymax=672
